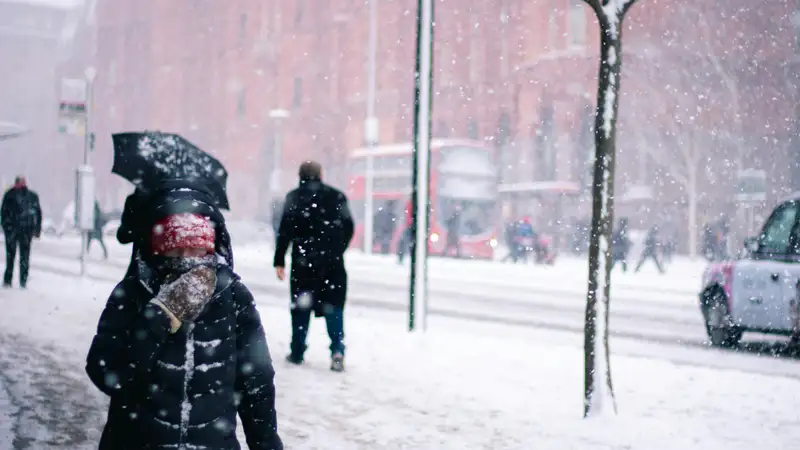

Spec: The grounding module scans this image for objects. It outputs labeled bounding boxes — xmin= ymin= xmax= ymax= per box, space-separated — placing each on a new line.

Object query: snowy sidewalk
xmin=0 ymin=378 xmax=14 ymax=449
xmin=2 ymin=272 xmax=800 ymax=449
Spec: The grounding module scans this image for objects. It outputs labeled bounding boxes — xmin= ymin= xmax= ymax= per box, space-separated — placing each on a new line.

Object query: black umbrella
xmin=112 ymin=131 xmax=230 ymax=210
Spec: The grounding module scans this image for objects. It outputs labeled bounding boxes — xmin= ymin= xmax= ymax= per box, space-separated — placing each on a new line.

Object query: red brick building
xmin=89 ymin=0 xmax=799 ymax=242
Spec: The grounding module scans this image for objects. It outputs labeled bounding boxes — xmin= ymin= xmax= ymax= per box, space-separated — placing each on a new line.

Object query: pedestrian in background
xmin=611 ymin=217 xmax=631 ymax=272
xmin=397 ymin=197 xmax=413 ymax=264
xmin=87 ymin=200 xmax=109 ymax=259
xmin=1 ymin=176 xmax=42 ymax=288
xmin=274 ymin=161 xmax=354 ymax=372
xmin=635 ymin=224 xmax=665 ymax=274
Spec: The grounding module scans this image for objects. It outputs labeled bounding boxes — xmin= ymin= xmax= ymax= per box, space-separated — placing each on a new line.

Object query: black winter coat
xmin=1 ymin=186 xmax=41 ymax=236
xmin=86 ymin=264 xmax=283 ymax=450
xmin=273 ymin=179 xmax=354 ymax=311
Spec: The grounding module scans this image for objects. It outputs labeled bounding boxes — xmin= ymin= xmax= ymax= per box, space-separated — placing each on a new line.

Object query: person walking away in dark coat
xmin=373 ymin=201 xmax=397 ymax=254
xmin=86 ymin=194 xmax=283 ymax=450
xmin=610 ymin=217 xmax=631 ymax=272
xmin=514 ymin=217 xmax=537 ymax=263
xmin=1 ymin=176 xmax=42 ymax=288
xmin=274 ymin=161 xmax=354 ymax=372
xmin=501 ymin=219 xmax=519 ymax=263
xmin=661 ymin=222 xmax=677 ymax=265
xmin=397 ymin=197 xmax=413 ymax=264
xmin=443 ymin=203 xmax=462 ymax=258
xmin=635 ymin=225 xmax=665 ymax=274
xmin=87 ymin=200 xmax=109 ymax=259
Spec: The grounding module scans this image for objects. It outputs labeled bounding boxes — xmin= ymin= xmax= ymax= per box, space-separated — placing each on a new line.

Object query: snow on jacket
xmin=86 ymin=264 xmax=283 ymax=450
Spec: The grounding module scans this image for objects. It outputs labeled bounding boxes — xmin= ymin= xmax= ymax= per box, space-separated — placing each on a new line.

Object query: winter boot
xmin=285 ymin=354 xmax=304 ymax=365
xmin=330 ymin=353 xmax=344 ymax=372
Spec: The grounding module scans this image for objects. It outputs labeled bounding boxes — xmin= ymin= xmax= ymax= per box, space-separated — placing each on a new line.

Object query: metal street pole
xmin=409 ymin=0 xmax=434 ymax=332
xmin=268 ymin=109 xmax=290 ymax=207
xmin=363 ymin=0 xmax=379 ymax=255
xmin=80 ymin=67 xmax=96 ymax=276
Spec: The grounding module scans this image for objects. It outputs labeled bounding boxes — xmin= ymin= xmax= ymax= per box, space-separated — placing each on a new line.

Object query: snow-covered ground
xmin=2 ymin=270 xmax=800 ymax=449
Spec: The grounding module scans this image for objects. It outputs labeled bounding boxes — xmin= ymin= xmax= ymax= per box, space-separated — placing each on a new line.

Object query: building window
xmin=467 ymin=120 xmax=480 ymax=140
xmin=436 ymin=120 xmax=450 ymax=138
xmin=547 ymin=9 xmax=558 ymax=51
xmin=237 ymin=88 xmax=247 ymax=118
xmin=496 ymin=111 xmax=511 ymax=147
xmin=292 ymin=77 xmax=303 ymax=108
xmin=469 ymin=10 xmax=483 ymax=83
xmin=295 ymin=0 xmax=304 ymax=25
xmin=108 ymin=60 xmax=117 ymax=86
xmin=239 ymin=13 xmax=248 ymax=44
xmin=576 ymin=106 xmax=594 ymax=192
xmin=534 ymin=104 xmax=556 ymax=181
xmin=496 ymin=112 xmax=512 ymax=181
xmin=568 ymin=0 xmax=587 ymax=48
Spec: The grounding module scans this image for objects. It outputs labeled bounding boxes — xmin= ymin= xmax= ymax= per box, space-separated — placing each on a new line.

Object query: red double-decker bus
xmin=347 ymin=138 xmax=498 ymax=260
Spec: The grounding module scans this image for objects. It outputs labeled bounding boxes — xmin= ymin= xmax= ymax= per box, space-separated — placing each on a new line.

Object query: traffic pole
xmin=363 ymin=0 xmax=379 ymax=255
xmin=79 ymin=68 xmax=96 ymax=276
xmin=409 ymin=0 xmax=434 ymax=332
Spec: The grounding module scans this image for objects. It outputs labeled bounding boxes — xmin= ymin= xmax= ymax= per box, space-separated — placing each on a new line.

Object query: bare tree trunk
xmin=583 ymin=0 xmax=637 ymax=418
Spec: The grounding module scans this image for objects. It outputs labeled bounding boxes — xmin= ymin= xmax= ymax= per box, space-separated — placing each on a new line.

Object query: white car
xmin=700 ymin=197 xmax=800 ymax=347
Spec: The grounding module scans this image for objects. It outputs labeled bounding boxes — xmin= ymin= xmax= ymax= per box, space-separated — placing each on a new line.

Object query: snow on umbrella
xmin=112 ymin=131 xmax=230 ymax=210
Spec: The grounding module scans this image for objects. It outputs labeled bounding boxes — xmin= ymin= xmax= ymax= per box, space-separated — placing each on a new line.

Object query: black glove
xmin=153 ymin=266 xmax=217 ymax=324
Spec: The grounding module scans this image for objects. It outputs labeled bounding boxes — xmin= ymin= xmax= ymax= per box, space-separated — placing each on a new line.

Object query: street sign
xmin=58 ymin=78 xmax=88 ymax=136
xmin=75 ymin=165 xmax=95 ymax=230
xmin=734 ymin=169 xmax=767 ymax=203
xmin=364 ymin=116 xmax=380 ymax=145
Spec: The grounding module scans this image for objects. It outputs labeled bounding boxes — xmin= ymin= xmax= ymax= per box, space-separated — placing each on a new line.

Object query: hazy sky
xmin=3 ymin=0 xmax=83 ymax=9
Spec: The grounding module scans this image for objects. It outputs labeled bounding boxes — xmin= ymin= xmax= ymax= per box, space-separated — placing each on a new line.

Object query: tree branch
xmin=621 ymin=0 xmax=638 ymax=16
xmin=582 ymin=0 xmax=603 ymax=17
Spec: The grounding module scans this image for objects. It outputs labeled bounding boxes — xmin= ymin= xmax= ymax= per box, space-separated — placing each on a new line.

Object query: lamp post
xmin=363 ymin=0 xmax=379 ymax=255
xmin=83 ymin=67 xmax=96 ymax=165
xmin=78 ymin=66 xmax=97 ymax=276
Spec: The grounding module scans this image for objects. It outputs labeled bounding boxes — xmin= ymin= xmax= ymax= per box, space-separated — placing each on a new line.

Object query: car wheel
xmin=703 ymin=289 xmax=742 ymax=348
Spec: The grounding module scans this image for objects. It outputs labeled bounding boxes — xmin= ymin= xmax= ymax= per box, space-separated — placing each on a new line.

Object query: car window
xmin=759 ymin=202 xmax=800 ymax=254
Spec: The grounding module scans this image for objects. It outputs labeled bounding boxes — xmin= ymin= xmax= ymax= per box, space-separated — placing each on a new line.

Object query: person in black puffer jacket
xmin=86 ymin=192 xmax=282 ymax=450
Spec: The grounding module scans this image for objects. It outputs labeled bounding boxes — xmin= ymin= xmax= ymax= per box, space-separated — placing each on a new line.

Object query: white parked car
xmin=700 ymin=197 xmax=800 ymax=347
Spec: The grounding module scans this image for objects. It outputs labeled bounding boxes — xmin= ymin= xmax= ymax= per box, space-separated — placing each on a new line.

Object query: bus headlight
xmin=430 ymin=232 xmax=440 ymax=243
xmin=489 ymin=238 xmax=498 ymax=248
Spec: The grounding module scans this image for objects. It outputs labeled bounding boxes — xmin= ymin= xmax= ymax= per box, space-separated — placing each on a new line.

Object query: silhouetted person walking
xmin=87 ymin=200 xmax=109 ymax=259
xmin=274 ymin=161 xmax=355 ymax=372
xmin=1 ymin=176 xmax=42 ymax=288
xmin=635 ymin=225 xmax=665 ymax=274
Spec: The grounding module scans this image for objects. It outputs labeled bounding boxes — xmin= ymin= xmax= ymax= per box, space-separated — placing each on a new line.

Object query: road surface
xmin=25 ymin=236 xmax=800 ymax=379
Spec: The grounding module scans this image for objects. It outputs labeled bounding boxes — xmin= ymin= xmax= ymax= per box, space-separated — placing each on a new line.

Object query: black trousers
xmin=635 ymin=251 xmax=664 ymax=274
xmin=4 ymin=231 xmax=32 ymax=286
xmin=443 ymin=239 xmax=461 ymax=258
xmin=87 ymin=230 xmax=108 ymax=258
